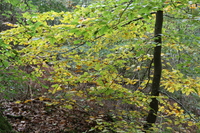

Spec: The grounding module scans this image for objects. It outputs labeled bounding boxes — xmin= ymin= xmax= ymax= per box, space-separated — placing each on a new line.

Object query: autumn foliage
xmin=0 ymin=0 xmax=200 ymax=132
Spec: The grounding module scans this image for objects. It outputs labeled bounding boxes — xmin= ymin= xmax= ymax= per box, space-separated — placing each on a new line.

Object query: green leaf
xmin=73 ymin=40 xmax=81 ymax=44
xmin=128 ymin=13 xmax=135 ymax=20
xmin=1 ymin=60 xmax=9 ymax=67
xmin=86 ymin=42 xmax=92 ymax=46
xmin=99 ymin=25 xmax=109 ymax=35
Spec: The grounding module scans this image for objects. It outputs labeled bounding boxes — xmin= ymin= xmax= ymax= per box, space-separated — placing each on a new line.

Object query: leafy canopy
xmin=1 ymin=0 xmax=200 ymax=132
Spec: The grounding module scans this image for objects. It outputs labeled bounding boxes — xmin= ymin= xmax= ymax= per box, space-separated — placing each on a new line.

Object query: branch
xmin=142 ymin=58 xmax=153 ymax=90
xmin=115 ymin=0 xmax=133 ymax=26
xmin=63 ymin=34 xmax=104 ymax=54
xmin=164 ymin=14 xmax=185 ymax=19
xmin=64 ymin=10 xmax=157 ymax=53
xmin=160 ymin=90 xmax=198 ymax=123
xmin=122 ymin=12 xmax=157 ymax=27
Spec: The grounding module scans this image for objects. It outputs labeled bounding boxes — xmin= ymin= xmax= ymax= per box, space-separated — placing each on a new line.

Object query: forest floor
xmin=2 ymin=97 xmax=98 ymax=133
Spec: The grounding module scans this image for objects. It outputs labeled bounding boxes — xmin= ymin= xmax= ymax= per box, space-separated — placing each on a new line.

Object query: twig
xmin=122 ymin=12 xmax=157 ymax=27
xmin=160 ymin=90 xmax=198 ymax=122
xmin=115 ymin=0 xmax=133 ymax=26
xmin=142 ymin=58 xmax=153 ymax=90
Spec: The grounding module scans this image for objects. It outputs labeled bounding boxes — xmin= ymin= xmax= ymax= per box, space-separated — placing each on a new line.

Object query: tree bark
xmin=144 ymin=10 xmax=163 ymax=130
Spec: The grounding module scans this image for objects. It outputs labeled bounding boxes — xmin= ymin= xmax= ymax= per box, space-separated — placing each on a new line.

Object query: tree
xmin=144 ymin=10 xmax=163 ymax=131
xmin=0 ymin=0 xmax=200 ymax=132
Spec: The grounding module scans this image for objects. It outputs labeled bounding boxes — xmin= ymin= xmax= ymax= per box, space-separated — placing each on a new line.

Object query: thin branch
xmin=142 ymin=58 xmax=153 ymax=90
xmin=164 ymin=14 xmax=185 ymax=19
xmin=122 ymin=12 xmax=156 ymax=27
xmin=115 ymin=0 xmax=133 ymax=26
xmin=63 ymin=34 xmax=104 ymax=54
xmin=160 ymin=90 xmax=198 ymax=123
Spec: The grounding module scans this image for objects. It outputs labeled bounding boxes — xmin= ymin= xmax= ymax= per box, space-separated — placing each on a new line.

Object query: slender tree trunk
xmin=144 ymin=10 xmax=163 ymax=131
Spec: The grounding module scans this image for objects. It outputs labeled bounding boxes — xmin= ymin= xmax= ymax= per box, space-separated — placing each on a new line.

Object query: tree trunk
xmin=144 ymin=10 xmax=163 ymax=130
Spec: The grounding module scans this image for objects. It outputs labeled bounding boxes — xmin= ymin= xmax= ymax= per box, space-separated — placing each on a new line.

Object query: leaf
xmin=15 ymin=101 xmax=21 ymax=104
xmin=24 ymin=99 xmax=34 ymax=103
xmin=94 ymin=64 xmax=101 ymax=70
xmin=86 ymin=42 xmax=92 ymax=46
xmin=39 ymin=97 xmax=51 ymax=101
xmin=128 ymin=13 xmax=135 ymax=20
xmin=64 ymin=104 xmax=73 ymax=109
xmin=73 ymin=40 xmax=81 ymax=44
xmin=99 ymin=25 xmax=109 ymax=35
xmin=30 ymin=22 xmax=43 ymax=30
xmin=1 ymin=60 xmax=9 ymax=67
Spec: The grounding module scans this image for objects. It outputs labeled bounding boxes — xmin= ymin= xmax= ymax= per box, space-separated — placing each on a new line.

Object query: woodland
xmin=0 ymin=0 xmax=200 ymax=132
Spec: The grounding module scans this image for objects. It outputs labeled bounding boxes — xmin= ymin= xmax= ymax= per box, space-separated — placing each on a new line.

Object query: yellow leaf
xmin=3 ymin=22 xmax=18 ymax=27
xmin=166 ymin=127 xmax=172 ymax=130
xmin=39 ymin=97 xmax=45 ymax=101
xmin=188 ymin=121 xmax=194 ymax=126
xmin=173 ymin=103 xmax=178 ymax=106
xmin=24 ymin=99 xmax=34 ymax=103
xmin=39 ymin=97 xmax=51 ymax=101
xmin=167 ymin=119 xmax=172 ymax=124
xmin=64 ymin=105 xmax=73 ymax=109
xmin=76 ymin=65 xmax=82 ymax=69
xmin=45 ymin=102 xmax=53 ymax=106
xmin=174 ymin=121 xmax=179 ymax=125
xmin=159 ymin=106 xmax=165 ymax=111
xmin=190 ymin=6 xmax=197 ymax=9
xmin=134 ymin=66 xmax=141 ymax=71
xmin=167 ymin=87 xmax=175 ymax=93
xmin=15 ymin=100 xmax=21 ymax=104
xmin=52 ymin=88 xmax=57 ymax=94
